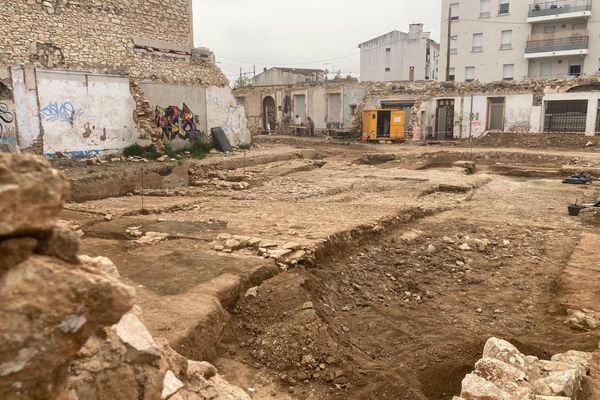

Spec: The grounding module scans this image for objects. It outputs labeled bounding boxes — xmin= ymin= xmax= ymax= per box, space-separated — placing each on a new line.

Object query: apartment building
xmin=440 ymin=0 xmax=600 ymax=82
xmin=359 ymin=23 xmax=440 ymax=82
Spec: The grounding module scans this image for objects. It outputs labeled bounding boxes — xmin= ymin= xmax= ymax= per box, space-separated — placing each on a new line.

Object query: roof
xmin=265 ymin=67 xmax=325 ymax=76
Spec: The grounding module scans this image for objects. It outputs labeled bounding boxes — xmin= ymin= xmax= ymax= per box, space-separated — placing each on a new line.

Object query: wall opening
xmin=435 ymin=99 xmax=455 ymax=140
xmin=262 ymin=96 xmax=276 ymax=131
xmin=376 ymin=110 xmax=391 ymax=138
xmin=487 ymin=97 xmax=505 ymax=131
xmin=544 ymin=100 xmax=588 ymax=133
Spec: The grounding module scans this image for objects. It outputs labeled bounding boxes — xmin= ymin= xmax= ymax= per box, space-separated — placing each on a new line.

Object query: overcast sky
xmin=192 ymin=0 xmax=442 ymax=83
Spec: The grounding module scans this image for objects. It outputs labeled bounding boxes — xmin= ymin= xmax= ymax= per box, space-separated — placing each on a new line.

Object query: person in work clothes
xmin=294 ymin=115 xmax=302 ymax=136
xmin=307 ymin=117 xmax=315 ymax=136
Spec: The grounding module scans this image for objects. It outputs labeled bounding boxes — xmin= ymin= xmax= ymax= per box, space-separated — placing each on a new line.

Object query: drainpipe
xmin=468 ymin=95 xmax=474 ymax=140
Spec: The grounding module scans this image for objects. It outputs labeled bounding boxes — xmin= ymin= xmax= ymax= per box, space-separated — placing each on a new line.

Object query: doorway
xmin=435 ymin=99 xmax=455 ymax=140
xmin=262 ymin=96 xmax=276 ymax=131
xmin=487 ymin=97 xmax=505 ymax=130
xmin=376 ymin=110 xmax=391 ymax=137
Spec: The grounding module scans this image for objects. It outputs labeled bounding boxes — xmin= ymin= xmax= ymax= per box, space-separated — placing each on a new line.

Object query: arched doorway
xmin=263 ymin=96 xmax=276 ymax=131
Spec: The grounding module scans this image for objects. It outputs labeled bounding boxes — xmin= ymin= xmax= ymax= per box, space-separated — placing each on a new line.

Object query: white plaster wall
xmin=461 ymin=95 xmax=488 ymax=138
xmin=440 ymin=0 xmax=531 ymax=82
xmin=530 ymin=106 xmax=542 ymax=133
xmin=205 ymin=86 xmax=251 ymax=146
xmin=360 ymin=31 xmax=432 ymax=82
xmin=37 ymin=70 xmax=135 ymax=157
xmin=310 ymin=87 xmax=327 ymax=129
xmin=343 ymin=87 xmax=366 ymax=128
xmin=505 ymin=94 xmax=534 ymax=133
xmin=138 ymin=82 xmax=207 ymax=150
xmin=11 ymin=67 xmax=41 ymax=151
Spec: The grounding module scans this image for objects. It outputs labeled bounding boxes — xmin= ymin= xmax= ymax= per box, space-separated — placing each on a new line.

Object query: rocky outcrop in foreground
xmin=454 ymin=338 xmax=591 ymax=400
xmin=0 ymin=153 xmax=249 ymax=400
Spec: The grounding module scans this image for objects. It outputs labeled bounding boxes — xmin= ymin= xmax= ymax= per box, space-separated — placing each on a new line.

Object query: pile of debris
xmin=0 ymin=153 xmax=250 ymax=400
xmin=455 ymin=337 xmax=592 ymax=399
xmin=211 ymin=233 xmax=315 ymax=267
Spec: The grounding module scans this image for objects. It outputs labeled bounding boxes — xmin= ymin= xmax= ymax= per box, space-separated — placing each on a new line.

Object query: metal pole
xmin=446 ymin=6 xmax=453 ymax=81
xmin=141 ymin=167 xmax=145 ymax=210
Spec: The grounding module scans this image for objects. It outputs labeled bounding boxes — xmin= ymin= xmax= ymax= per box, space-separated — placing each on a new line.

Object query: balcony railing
xmin=528 ymin=0 xmax=592 ymax=18
xmin=525 ymin=34 xmax=589 ymax=54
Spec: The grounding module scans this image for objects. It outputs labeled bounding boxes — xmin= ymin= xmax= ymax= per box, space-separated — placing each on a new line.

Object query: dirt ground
xmin=59 ymin=135 xmax=600 ymax=400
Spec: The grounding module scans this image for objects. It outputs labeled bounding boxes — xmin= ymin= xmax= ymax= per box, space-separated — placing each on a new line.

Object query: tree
xmin=233 ymin=76 xmax=252 ymax=89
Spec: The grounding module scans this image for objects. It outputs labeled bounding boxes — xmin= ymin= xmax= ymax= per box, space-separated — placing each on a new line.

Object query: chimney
xmin=409 ymin=23 xmax=424 ymax=37
xmin=263 ymin=67 xmax=268 ymax=73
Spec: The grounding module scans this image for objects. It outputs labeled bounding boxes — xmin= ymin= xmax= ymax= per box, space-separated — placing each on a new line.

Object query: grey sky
xmin=192 ymin=0 xmax=442 ymax=82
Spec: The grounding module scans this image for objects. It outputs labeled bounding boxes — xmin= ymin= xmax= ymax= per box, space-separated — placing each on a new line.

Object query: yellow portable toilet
xmin=362 ymin=109 xmax=405 ymax=142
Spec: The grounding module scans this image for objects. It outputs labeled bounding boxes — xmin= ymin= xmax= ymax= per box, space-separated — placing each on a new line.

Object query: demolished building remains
xmin=0 ymin=0 xmax=250 ymax=157
xmin=234 ymin=76 xmax=600 ymax=138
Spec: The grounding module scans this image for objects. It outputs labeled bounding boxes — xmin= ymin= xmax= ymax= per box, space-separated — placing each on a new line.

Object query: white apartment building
xmin=440 ymin=0 xmax=600 ymax=82
xmin=359 ymin=23 xmax=440 ymax=82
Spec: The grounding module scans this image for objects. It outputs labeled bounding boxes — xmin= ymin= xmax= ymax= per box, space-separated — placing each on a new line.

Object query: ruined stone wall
xmin=0 ymin=0 xmax=227 ymax=86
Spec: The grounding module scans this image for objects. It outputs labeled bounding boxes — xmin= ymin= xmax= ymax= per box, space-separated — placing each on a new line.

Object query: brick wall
xmin=0 ymin=0 xmax=227 ymax=86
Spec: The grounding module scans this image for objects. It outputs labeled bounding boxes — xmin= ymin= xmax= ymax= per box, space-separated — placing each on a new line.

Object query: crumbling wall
xmin=36 ymin=70 xmax=137 ymax=157
xmin=206 ymin=86 xmax=251 ymax=146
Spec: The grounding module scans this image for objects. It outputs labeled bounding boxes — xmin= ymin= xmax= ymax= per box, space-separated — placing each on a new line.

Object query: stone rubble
xmin=210 ymin=234 xmax=316 ymax=267
xmin=454 ymin=338 xmax=592 ymax=400
xmin=0 ymin=153 xmax=251 ymax=400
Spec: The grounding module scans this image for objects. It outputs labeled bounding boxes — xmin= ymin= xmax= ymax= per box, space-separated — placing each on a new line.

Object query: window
xmin=385 ymin=67 xmax=391 ymax=72
xmin=450 ymin=3 xmax=459 ymax=20
xmin=465 ymin=66 xmax=475 ymax=82
xmin=480 ymin=0 xmax=491 ymax=17
xmin=386 ymin=48 xmax=391 ymax=52
xmin=350 ymin=104 xmax=358 ymax=115
xmin=569 ymin=64 xmax=582 ymax=77
xmin=472 ymin=33 xmax=483 ymax=52
xmin=448 ymin=68 xmax=456 ymax=81
xmin=500 ymin=30 xmax=512 ymax=50
xmin=499 ymin=0 xmax=510 ymax=15
xmin=503 ymin=64 xmax=514 ymax=80
xmin=450 ymin=35 xmax=458 ymax=54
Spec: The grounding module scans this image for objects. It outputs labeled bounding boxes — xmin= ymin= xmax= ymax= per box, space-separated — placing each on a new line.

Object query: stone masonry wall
xmin=0 ymin=0 xmax=227 ymax=86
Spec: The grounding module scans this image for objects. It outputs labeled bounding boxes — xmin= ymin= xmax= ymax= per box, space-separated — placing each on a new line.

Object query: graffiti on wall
xmin=155 ymin=103 xmax=202 ymax=141
xmin=40 ymin=101 xmax=83 ymax=126
xmin=0 ymin=103 xmax=15 ymax=140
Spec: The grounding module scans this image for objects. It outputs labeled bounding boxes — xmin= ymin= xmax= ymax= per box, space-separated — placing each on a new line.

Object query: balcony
xmin=525 ymin=34 xmax=589 ymax=58
xmin=528 ymin=0 xmax=592 ymax=23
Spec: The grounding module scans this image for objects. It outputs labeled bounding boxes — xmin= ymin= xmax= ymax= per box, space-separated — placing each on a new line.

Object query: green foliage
xmin=233 ymin=76 xmax=252 ymax=89
xmin=163 ymin=143 xmax=178 ymax=159
xmin=238 ymin=142 xmax=252 ymax=150
xmin=123 ymin=143 xmax=160 ymax=160
xmin=188 ymin=140 xmax=213 ymax=159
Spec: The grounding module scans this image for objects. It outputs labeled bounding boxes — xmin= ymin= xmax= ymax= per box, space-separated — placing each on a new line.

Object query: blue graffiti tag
xmin=40 ymin=101 xmax=83 ymax=125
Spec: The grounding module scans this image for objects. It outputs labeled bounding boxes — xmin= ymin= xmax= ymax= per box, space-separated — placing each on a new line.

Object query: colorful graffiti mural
xmin=0 ymin=103 xmax=14 ymax=138
xmin=40 ymin=101 xmax=83 ymax=125
xmin=155 ymin=103 xmax=202 ymax=141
